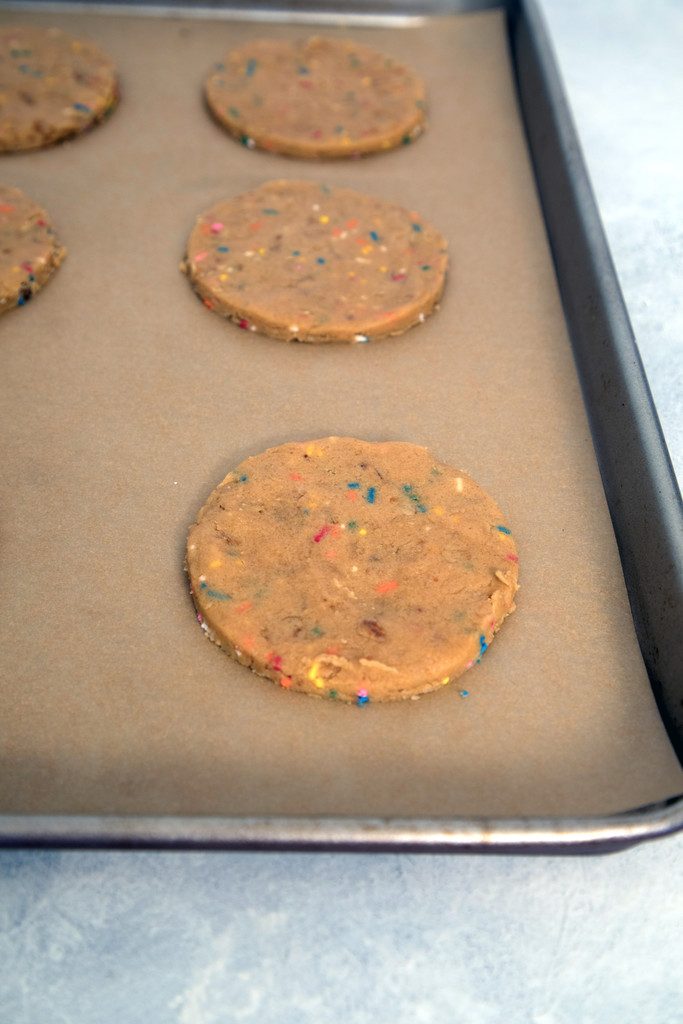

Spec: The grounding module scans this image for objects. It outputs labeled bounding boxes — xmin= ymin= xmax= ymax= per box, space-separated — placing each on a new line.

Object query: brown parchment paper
xmin=1 ymin=8 xmax=681 ymax=820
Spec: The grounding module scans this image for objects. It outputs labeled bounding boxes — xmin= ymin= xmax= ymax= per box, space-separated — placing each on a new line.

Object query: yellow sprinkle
xmin=361 ymin=245 xmax=373 ymax=255
xmin=258 ymin=247 xmax=266 ymax=255
xmin=209 ymin=559 xmax=223 ymax=568
xmin=380 ymin=266 xmax=387 ymax=273
xmin=359 ymin=528 xmax=367 ymax=536
xmin=319 ymin=215 xmax=329 ymax=224
xmin=441 ymin=676 xmax=450 ymax=685
xmin=314 ymin=679 xmax=324 ymax=689
xmin=455 ymin=477 xmax=464 ymax=493
xmin=432 ymin=506 xmax=445 ymax=517
xmin=219 ymin=273 xmax=228 ymax=281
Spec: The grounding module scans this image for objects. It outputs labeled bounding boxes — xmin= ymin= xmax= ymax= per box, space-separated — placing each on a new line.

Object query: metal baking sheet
xmin=1 ymin=0 xmax=682 ymax=851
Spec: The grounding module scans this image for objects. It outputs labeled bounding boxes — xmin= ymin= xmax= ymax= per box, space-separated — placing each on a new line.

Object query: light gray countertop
xmin=1 ymin=2 xmax=682 ymax=1021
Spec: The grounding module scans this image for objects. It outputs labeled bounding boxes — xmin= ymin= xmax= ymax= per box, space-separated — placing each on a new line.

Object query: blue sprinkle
xmin=356 ymin=694 xmax=370 ymax=706
xmin=217 ymin=245 xmax=230 ymax=253
xmin=412 ymin=222 xmax=422 ymax=232
xmin=298 ymin=65 xmax=310 ymax=75
xmin=365 ymin=487 xmax=376 ymax=504
xmin=238 ymin=474 xmax=249 ymax=483
xmin=459 ymin=690 xmax=469 ymax=698
xmin=347 ymin=482 xmax=361 ymax=490
xmin=496 ymin=525 xmax=512 ymax=534
xmin=215 ymin=62 xmax=225 ymax=71
xmin=369 ymin=230 xmax=380 ymax=242
xmin=245 ymin=58 xmax=258 ymax=77
xmin=316 ymin=257 xmax=326 ymax=265
xmin=262 ymin=208 xmax=279 ymax=215
xmin=291 ymin=250 xmax=301 ymax=257
xmin=73 ymin=102 xmax=92 ymax=113
xmin=17 ymin=295 xmax=26 ymax=307
xmin=199 ymin=582 xmax=232 ymax=602
xmin=477 ymin=635 xmax=488 ymax=662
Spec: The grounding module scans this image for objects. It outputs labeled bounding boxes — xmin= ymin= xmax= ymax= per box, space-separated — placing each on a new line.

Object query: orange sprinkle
xmin=346 ymin=218 xmax=359 ymax=230
xmin=325 ymin=645 xmax=341 ymax=655
xmin=203 ymin=298 xmax=214 ymax=310
xmin=324 ymin=549 xmax=337 ymax=560
xmin=235 ymin=600 xmax=253 ymax=614
xmin=279 ymin=675 xmax=292 ymax=688
xmin=347 ymin=490 xmax=359 ymax=502
xmin=239 ymin=634 xmax=255 ymax=652
xmin=290 ymin=472 xmax=303 ymax=481
xmin=248 ymin=220 xmax=263 ymax=232
xmin=376 ymin=581 xmax=398 ymax=595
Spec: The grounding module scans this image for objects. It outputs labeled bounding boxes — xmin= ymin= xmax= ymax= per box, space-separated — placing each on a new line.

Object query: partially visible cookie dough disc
xmin=0 ymin=25 xmax=118 ymax=151
xmin=0 ymin=185 xmax=65 ymax=313
xmin=186 ymin=438 xmax=519 ymax=703
xmin=182 ymin=180 xmax=448 ymax=343
xmin=204 ymin=36 xmax=426 ymax=158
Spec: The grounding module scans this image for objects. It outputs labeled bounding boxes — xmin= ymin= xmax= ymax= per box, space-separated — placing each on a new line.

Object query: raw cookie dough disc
xmin=182 ymin=180 xmax=448 ymax=343
xmin=0 ymin=185 xmax=65 ymax=313
xmin=186 ymin=438 xmax=519 ymax=703
xmin=0 ymin=25 xmax=118 ymax=152
xmin=204 ymin=36 xmax=427 ymax=158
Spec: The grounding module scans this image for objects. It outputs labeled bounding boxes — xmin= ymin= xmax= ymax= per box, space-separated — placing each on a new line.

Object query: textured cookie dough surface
xmin=205 ymin=36 xmax=427 ymax=158
xmin=182 ymin=180 xmax=448 ymax=343
xmin=186 ymin=438 xmax=519 ymax=703
xmin=0 ymin=185 xmax=65 ymax=314
xmin=0 ymin=25 xmax=118 ymax=151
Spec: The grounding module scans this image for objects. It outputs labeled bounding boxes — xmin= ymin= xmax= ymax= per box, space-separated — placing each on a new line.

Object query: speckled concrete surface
xmin=1 ymin=2 xmax=682 ymax=1021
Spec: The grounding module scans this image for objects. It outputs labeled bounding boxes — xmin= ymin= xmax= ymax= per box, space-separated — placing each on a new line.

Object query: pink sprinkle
xmin=194 ymin=251 xmax=208 ymax=262
xmin=313 ymin=524 xmax=332 ymax=543
xmin=311 ymin=129 xmax=323 ymax=139
xmin=238 ymin=318 xmax=250 ymax=330
xmin=391 ymin=272 xmax=407 ymax=282
xmin=36 ymin=218 xmax=46 ymax=227
xmin=357 ymin=688 xmax=368 ymax=698
xmin=210 ymin=222 xmax=224 ymax=234
xmin=196 ymin=613 xmax=203 ymax=623
xmin=20 ymin=261 xmax=33 ymax=273
xmin=506 ymin=554 xmax=519 ymax=563
xmin=268 ymin=652 xmax=283 ymax=671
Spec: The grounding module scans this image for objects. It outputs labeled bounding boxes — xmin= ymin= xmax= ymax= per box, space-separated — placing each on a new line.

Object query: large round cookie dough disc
xmin=205 ymin=36 xmax=427 ymax=159
xmin=186 ymin=438 xmax=519 ymax=703
xmin=0 ymin=186 xmax=65 ymax=314
xmin=182 ymin=180 xmax=448 ymax=343
xmin=0 ymin=26 xmax=118 ymax=151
